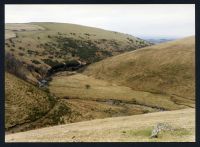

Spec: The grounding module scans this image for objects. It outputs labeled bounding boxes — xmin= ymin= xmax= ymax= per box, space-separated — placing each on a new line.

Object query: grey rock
xmin=150 ymin=123 xmax=173 ymax=138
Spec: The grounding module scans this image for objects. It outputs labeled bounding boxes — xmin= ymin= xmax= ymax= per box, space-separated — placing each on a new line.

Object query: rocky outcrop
xmin=150 ymin=123 xmax=173 ymax=138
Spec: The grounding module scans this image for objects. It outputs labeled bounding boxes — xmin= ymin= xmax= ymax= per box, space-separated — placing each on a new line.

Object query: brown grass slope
xmin=84 ymin=36 xmax=195 ymax=100
xmin=49 ymin=72 xmax=187 ymax=110
xmin=5 ymin=108 xmax=195 ymax=142
xmin=5 ymin=72 xmax=54 ymax=131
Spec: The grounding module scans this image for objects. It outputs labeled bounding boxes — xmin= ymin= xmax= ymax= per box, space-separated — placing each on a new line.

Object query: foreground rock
xmin=150 ymin=123 xmax=173 ymax=138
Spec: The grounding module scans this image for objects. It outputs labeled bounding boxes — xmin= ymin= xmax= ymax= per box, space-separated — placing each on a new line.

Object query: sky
xmin=5 ymin=4 xmax=195 ymax=39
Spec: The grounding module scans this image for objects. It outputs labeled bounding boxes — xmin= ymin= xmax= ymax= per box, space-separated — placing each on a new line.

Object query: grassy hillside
xmin=49 ymin=72 xmax=188 ymax=110
xmin=5 ymin=23 xmax=152 ymax=82
xmin=5 ymin=23 xmax=45 ymax=39
xmin=4 ymin=22 xmax=154 ymax=133
xmin=84 ymin=36 xmax=195 ymax=100
xmin=5 ymin=72 xmax=54 ymax=131
xmin=45 ymin=37 xmax=194 ymax=132
xmin=5 ymin=72 xmax=100 ymax=133
xmin=5 ymin=23 xmax=195 ymax=137
xmin=5 ymin=108 xmax=195 ymax=142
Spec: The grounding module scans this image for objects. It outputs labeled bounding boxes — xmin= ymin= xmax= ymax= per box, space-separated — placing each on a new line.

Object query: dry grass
xmin=49 ymin=73 xmax=187 ymax=110
xmin=5 ymin=23 xmax=45 ymax=40
xmin=5 ymin=30 xmax=16 ymax=40
xmin=34 ymin=22 xmax=141 ymax=41
xmin=5 ymin=108 xmax=195 ymax=142
xmin=5 ymin=23 xmax=45 ymax=31
xmin=84 ymin=36 xmax=195 ymax=99
xmin=5 ymin=72 xmax=52 ymax=130
xmin=55 ymin=98 xmax=158 ymax=123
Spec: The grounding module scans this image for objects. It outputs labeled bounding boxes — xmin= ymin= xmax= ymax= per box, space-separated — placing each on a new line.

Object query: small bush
xmin=27 ymin=107 xmax=46 ymax=121
xmin=47 ymin=94 xmax=56 ymax=106
xmin=127 ymin=38 xmax=134 ymax=43
xmin=143 ymin=110 xmax=149 ymax=113
xmin=5 ymin=43 xmax=9 ymax=47
xmin=42 ymin=58 xmax=59 ymax=67
xmin=85 ymin=84 xmax=91 ymax=89
xmin=32 ymin=60 xmax=41 ymax=64
xmin=27 ymin=50 xmax=35 ymax=55
xmin=9 ymin=39 xmax=13 ymax=43
xmin=84 ymin=33 xmax=90 ymax=36
xmin=49 ymin=103 xmax=71 ymax=125
xmin=101 ymin=39 xmax=107 ymax=42
xmin=48 ymin=56 xmax=53 ymax=59
xmin=18 ymin=52 xmax=24 ymax=56
xmin=5 ymin=52 xmax=27 ymax=80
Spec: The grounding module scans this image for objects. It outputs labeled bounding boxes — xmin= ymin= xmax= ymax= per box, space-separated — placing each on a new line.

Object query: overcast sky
xmin=5 ymin=4 xmax=195 ymax=38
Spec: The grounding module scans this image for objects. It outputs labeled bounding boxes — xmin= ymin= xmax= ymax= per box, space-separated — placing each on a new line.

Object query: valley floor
xmin=5 ymin=108 xmax=195 ymax=142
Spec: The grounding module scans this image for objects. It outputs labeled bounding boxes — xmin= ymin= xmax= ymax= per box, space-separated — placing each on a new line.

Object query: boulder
xmin=150 ymin=122 xmax=173 ymax=138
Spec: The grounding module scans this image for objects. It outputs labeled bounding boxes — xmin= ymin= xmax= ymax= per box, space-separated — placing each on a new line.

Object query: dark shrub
xmin=27 ymin=107 xmax=46 ymax=121
xmin=101 ymin=39 xmax=107 ymax=42
xmin=85 ymin=84 xmax=91 ymax=89
xmin=5 ymin=43 xmax=9 ymax=47
xmin=48 ymin=56 xmax=53 ymax=59
xmin=84 ymin=33 xmax=90 ymax=36
xmin=127 ymin=38 xmax=134 ymax=43
xmin=42 ymin=59 xmax=59 ymax=67
xmin=9 ymin=39 xmax=13 ymax=43
xmin=32 ymin=60 xmax=41 ymax=64
xmin=27 ymin=50 xmax=35 ymax=55
xmin=19 ymin=52 xmax=24 ymax=56
xmin=5 ymin=52 xmax=27 ymax=80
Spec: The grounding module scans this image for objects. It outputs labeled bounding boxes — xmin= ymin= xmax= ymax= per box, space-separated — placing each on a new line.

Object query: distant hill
xmin=145 ymin=38 xmax=176 ymax=44
xmin=5 ymin=23 xmax=152 ymax=82
xmin=84 ymin=36 xmax=195 ymax=100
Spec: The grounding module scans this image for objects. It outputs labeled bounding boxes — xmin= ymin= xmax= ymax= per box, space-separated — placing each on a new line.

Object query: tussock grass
xmin=5 ymin=72 xmax=53 ymax=130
